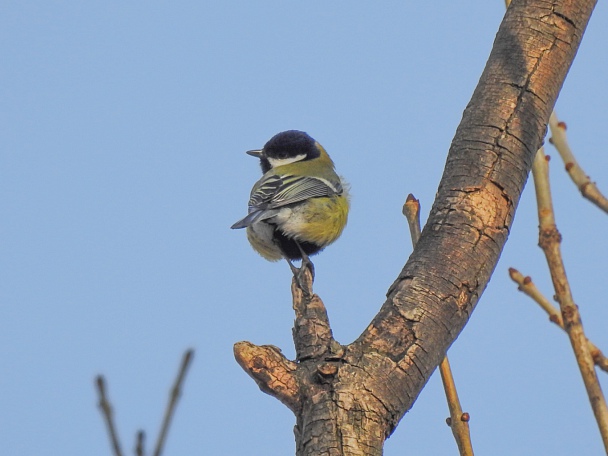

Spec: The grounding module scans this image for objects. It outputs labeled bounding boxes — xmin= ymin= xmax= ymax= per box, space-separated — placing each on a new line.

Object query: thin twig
xmin=135 ymin=430 xmax=145 ymax=456
xmin=531 ymin=149 xmax=608 ymax=451
xmin=508 ymin=267 xmax=563 ymax=326
xmin=153 ymin=349 xmax=195 ymax=456
xmin=548 ymin=112 xmax=608 ymax=214
xmin=403 ymin=194 xmax=474 ymax=456
xmin=508 ymin=268 xmax=608 ymax=372
xmin=439 ymin=358 xmax=473 ymax=456
xmin=402 ymin=194 xmax=421 ymax=249
xmin=95 ymin=375 xmax=124 ymax=456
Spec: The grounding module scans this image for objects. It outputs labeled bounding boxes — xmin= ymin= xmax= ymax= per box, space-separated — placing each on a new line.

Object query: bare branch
xmin=508 ymin=267 xmax=563 ymax=326
xmin=95 ymin=375 xmax=124 ymax=456
xmin=531 ymin=149 xmax=608 ymax=450
xmin=403 ymin=194 xmax=474 ymax=456
xmin=508 ymin=268 xmax=608 ymax=373
xmin=95 ymin=352 xmax=193 ymax=456
xmin=135 ymin=431 xmax=145 ymax=456
xmin=291 ymin=268 xmax=337 ymax=362
xmin=234 ymin=341 xmax=300 ymax=412
xmin=548 ymin=112 xmax=608 ymax=214
xmin=402 ymin=194 xmax=421 ymax=248
xmin=153 ymin=349 xmax=194 ymax=456
xmin=439 ymin=358 xmax=474 ymax=456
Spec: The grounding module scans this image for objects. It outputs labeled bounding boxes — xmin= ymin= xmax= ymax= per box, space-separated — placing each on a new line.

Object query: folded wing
xmin=231 ymin=174 xmax=342 ymax=229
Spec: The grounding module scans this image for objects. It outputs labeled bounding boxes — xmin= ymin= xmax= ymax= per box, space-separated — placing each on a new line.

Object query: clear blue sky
xmin=2 ymin=2 xmax=608 ymax=455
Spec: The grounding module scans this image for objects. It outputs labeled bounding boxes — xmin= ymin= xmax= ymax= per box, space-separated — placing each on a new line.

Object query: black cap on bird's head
xmin=247 ymin=130 xmax=320 ymax=174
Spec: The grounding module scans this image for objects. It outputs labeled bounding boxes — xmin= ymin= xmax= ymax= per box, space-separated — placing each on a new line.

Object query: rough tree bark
xmin=234 ymin=0 xmax=597 ymax=454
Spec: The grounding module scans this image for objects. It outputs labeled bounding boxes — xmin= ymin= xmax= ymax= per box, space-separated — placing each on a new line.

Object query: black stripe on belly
xmin=274 ymin=230 xmax=323 ymax=260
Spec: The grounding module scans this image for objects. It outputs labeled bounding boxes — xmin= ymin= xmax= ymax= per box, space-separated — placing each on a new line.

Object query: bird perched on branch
xmin=231 ymin=130 xmax=349 ymax=283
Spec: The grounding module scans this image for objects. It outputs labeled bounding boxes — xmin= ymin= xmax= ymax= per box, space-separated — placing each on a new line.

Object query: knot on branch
xmin=538 ymin=226 xmax=562 ymax=249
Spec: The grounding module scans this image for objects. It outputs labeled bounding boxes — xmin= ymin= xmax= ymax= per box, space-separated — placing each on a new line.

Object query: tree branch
xmin=508 ymin=267 xmax=608 ymax=373
xmin=402 ymin=194 xmax=422 ymax=248
xmin=531 ymin=149 xmax=608 ymax=449
xmin=234 ymin=341 xmax=300 ymax=412
xmin=135 ymin=431 xmax=145 ymax=456
xmin=153 ymin=349 xmax=194 ymax=456
xmin=95 ymin=375 xmax=124 ymax=456
xmin=354 ymin=0 xmax=597 ymax=429
xmin=234 ymin=1 xmax=598 ymax=453
xmin=404 ymin=194 xmax=474 ymax=456
xmin=291 ymin=269 xmax=339 ymax=362
xmin=548 ymin=112 xmax=608 ymax=213
xmin=95 ymin=350 xmax=194 ymax=456
xmin=439 ymin=358 xmax=473 ymax=456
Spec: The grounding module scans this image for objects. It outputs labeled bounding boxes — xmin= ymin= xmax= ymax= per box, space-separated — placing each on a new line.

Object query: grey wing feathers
xmin=247 ymin=174 xmax=284 ymax=209
xmin=231 ymin=174 xmax=342 ymax=229
xmin=230 ymin=208 xmax=280 ymax=229
xmin=274 ymin=176 xmax=341 ymax=205
xmin=256 ymin=174 xmax=342 ymax=209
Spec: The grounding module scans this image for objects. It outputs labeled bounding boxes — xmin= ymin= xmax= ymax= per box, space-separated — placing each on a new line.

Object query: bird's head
xmin=247 ymin=130 xmax=321 ymax=174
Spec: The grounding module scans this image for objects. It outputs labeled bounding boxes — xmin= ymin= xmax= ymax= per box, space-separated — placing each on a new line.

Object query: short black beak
xmin=246 ymin=149 xmax=263 ymax=158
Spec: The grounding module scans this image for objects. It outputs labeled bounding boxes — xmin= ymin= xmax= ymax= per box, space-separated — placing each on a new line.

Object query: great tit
xmin=231 ymin=130 xmax=349 ymax=275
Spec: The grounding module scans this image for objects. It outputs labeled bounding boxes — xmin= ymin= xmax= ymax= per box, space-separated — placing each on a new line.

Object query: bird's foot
xmin=288 ymin=257 xmax=315 ymax=297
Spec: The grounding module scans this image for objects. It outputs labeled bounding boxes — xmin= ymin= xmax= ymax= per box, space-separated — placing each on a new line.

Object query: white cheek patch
xmin=267 ymin=154 xmax=307 ymax=168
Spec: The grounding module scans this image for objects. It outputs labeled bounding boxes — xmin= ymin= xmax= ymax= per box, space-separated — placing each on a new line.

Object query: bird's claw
xmin=288 ymin=258 xmax=315 ymax=297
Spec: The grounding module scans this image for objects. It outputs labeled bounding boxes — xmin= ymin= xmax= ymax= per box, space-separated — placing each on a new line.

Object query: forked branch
xmin=508 ymin=267 xmax=608 ymax=372
xmin=96 ymin=350 xmax=194 ymax=456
